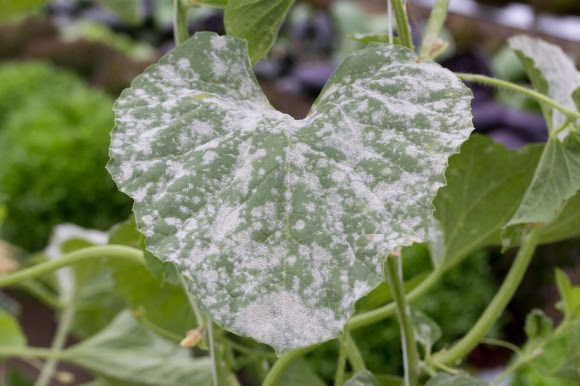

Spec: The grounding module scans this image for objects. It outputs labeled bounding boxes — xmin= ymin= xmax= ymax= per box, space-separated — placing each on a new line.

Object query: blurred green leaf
xmin=0 ymin=62 xmax=132 ymax=251
xmin=411 ymin=309 xmax=441 ymax=353
xmin=514 ymin=321 xmax=580 ymax=385
xmin=276 ymin=358 xmax=326 ymax=386
xmin=344 ymin=370 xmax=380 ymax=386
xmin=43 ymin=226 xmax=124 ymax=338
xmin=351 ymin=33 xmax=398 ymax=45
xmin=525 ymin=309 xmax=553 ymax=341
xmin=108 ymin=218 xmax=197 ymax=336
xmin=424 ymin=373 xmax=487 ymax=386
xmin=94 ymin=0 xmax=142 ymax=25
xmin=0 ymin=0 xmax=45 ymax=22
xmin=109 ymin=216 xmax=180 ymax=285
xmin=62 ymin=311 xmax=212 ymax=386
xmin=555 ymin=269 xmax=580 ymax=321
xmin=0 ymin=308 xmax=26 ymax=347
xmin=224 ymin=0 xmax=294 ymax=64
xmin=3 ymin=368 xmax=34 ymax=386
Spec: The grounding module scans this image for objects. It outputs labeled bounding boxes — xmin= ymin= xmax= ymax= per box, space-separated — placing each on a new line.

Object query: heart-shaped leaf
xmin=108 ymin=32 xmax=473 ymax=353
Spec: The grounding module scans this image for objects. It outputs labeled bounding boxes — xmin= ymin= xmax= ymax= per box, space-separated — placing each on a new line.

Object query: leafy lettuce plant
xmin=1 ymin=1 xmax=580 ymax=385
xmin=0 ymin=61 xmax=132 ymax=251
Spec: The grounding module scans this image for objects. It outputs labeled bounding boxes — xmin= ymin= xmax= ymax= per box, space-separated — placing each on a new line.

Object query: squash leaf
xmin=108 ymin=32 xmax=473 ymax=353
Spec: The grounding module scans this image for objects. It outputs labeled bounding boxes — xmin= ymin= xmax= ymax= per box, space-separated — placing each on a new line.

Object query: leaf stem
xmin=0 ymin=245 xmax=144 ymax=288
xmin=334 ymin=333 xmax=349 ymax=386
xmin=455 ymin=73 xmax=580 ymax=122
xmin=391 ymin=0 xmax=414 ymax=50
xmin=0 ymin=346 xmax=64 ymax=360
xmin=15 ymin=281 xmax=63 ymax=309
xmin=552 ymin=118 xmax=571 ymax=136
xmin=262 ymin=347 xmax=314 ymax=386
xmin=34 ymin=289 xmax=77 ymax=386
xmin=386 ymin=255 xmax=420 ymax=386
xmin=432 ymin=228 xmax=540 ymax=366
xmin=347 ymin=266 xmax=444 ymax=330
xmin=173 ymin=0 xmax=189 ymax=45
xmin=178 ymin=274 xmax=204 ymax=327
xmin=345 ymin=331 xmax=366 ymax=372
xmin=419 ymin=0 xmax=449 ymax=59
xmin=207 ymin=321 xmax=219 ymax=386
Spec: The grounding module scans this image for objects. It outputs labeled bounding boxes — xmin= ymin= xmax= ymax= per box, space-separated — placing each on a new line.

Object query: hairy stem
xmin=173 ymin=0 xmax=189 ymax=45
xmin=334 ymin=333 xmax=349 ymax=386
xmin=419 ymin=0 xmax=450 ymax=59
xmin=391 ymin=0 xmax=414 ymax=50
xmin=0 ymin=245 xmax=144 ymax=288
xmin=456 ymin=73 xmax=580 ymax=123
xmin=386 ymin=256 xmax=420 ymax=386
xmin=262 ymin=347 xmax=314 ymax=386
xmin=345 ymin=331 xmax=366 ymax=372
xmin=432 ymin=229 xmax=540 ymax=366
xmin=34 ymin=289 xmax=77 ymax=386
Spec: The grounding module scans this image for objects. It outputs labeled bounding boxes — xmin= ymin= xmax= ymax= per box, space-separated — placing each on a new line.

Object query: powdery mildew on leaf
xmin=509 ymin=35 xmax=580 ymax=130
xmin=108 ymin=32 xmax=473 ymax=353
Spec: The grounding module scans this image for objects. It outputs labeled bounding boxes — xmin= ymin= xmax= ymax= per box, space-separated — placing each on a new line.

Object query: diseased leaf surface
xmin=108 ymin=32 xmax=473 ymax=353
xmin=224 ymin=0 xmax=294 ymax=64
xmin=509 ymin=35 xmax=580 ymax=130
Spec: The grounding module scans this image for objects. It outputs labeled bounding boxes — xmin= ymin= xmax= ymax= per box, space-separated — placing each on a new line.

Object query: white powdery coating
xmin=233 ymin=291 xmax=341 ymax=353
xmin=108 ymin=32 xmax=474 ymax=353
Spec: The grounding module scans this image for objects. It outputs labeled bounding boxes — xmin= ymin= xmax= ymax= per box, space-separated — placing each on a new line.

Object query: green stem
xmin=552 ymin=118 xmax=571 ymax=136
xmin=386 ymin=256 xmax=420 ymax=386
xmin=345 ymin=332 xmax=366 ymax=372
xmin=334 ymin=333 xmax=348 ymax=386
xmin=0 ymin=346 xmax=64 ymax=360
xmin=133 ymin=311 xmax=183 ymax=343
xmin=391 ymin=0 xmax=414 ymax=50
xmin=207 ymin=321 xmax=219 ymax=386
xmin=0 ymin=245 xmax=144 ymax=288
xmin=179 ymin=274 xmax=204 ymax=327
xmin=432 ymin=229 xmax=540 ymax=366
xmin=228 ymin=340 xmax=277 ymax=360
xmin=419 ymin=0 xmax=449 ymax=59
xmin=456 ymin=73 xmax=580 ymax=122
xmin=173 ymin=0 xmax=189 ymax=45
xmin=34 ymin=288 xmax=78 ymax=386
xmin=347 ymin=267 xmax=444 ymax=330
xmin=15 ymin=281 xmax=63 ymax=309
xmin=262 ymin=347 xmax=313 ymax=386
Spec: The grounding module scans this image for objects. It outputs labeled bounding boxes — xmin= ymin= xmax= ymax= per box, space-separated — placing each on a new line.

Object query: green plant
xmin=1 ymin=1 xmax=580 ymax=386
xmin=0 ymin=61 xmax=133 ymax=251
